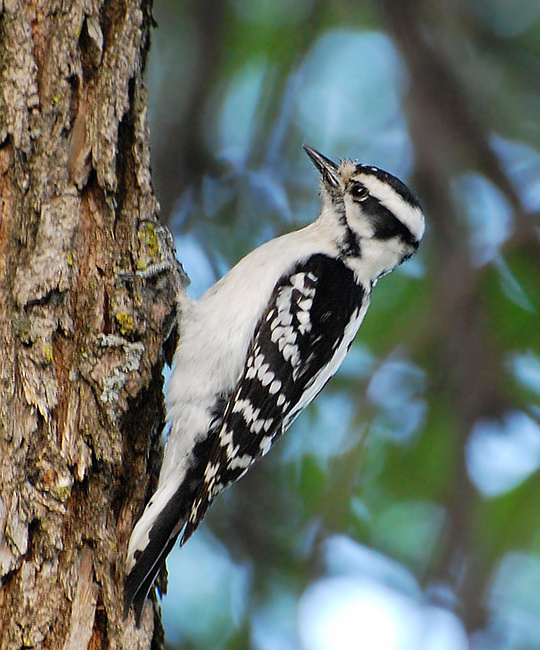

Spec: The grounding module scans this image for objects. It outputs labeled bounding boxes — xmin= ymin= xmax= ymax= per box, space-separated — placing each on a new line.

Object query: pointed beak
xmin=303 ymin=144 xmax=341 ymax=189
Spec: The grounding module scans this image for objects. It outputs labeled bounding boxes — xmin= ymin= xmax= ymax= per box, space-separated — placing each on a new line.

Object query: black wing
xmin=181 ymin=253 xmax=366 ymax=544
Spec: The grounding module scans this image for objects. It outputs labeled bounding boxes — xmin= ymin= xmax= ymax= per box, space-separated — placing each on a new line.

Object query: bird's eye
xmin=350 ymin=183 xmax=369 ymax=201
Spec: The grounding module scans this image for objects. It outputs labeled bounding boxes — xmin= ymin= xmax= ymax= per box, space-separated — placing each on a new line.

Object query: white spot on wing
xmin=205 ymin=462 xmax=220 ymax=481
xmin=229 ymin=454 xmax=252 ymax=470
xmin=259 ymin=435 xmax=273 ymax=455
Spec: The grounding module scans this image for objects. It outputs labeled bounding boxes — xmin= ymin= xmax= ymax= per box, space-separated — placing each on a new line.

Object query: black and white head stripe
xmin=350 ymin=166 xmax=425 ymax=244
xmin=354 ymin=165 xmax=420 ymax=210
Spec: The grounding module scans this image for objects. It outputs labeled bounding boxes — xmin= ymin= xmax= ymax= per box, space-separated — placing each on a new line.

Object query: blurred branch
xmin=381 ymin=0 xmax=536 ymax=235
xmin=152 ymin=0 xmax=329 ymax=229
xmin=380 ymin=0 xmax=531 ymax=635
xmin=152 ymin=0 xmax=226 ymax=224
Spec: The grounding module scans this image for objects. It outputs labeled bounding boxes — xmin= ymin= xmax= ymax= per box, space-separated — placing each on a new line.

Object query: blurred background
xmin=145 ymin=1 xmax=540 ymax=648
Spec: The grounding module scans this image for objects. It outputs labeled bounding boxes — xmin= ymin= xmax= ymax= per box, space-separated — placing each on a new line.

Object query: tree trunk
xmin=0 ymin=1 xmax=182 ymax=647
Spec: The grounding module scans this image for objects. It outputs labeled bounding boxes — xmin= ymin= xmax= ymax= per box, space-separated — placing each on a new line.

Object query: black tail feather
xmin=125 ymin=439 xmax=218 ymax=623
xmin=124 ymin=488 xmax=191 ymax=624
xmin=125 ymin=532 xmax=180 ymax=625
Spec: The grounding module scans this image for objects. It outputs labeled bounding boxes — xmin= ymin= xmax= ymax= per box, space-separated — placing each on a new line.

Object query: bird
xmin=125 ymin=144 xmax=425 ymax=622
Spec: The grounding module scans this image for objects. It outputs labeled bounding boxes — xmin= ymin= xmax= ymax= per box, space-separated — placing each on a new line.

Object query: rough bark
xmin=0 ymin=1 xmax=183 ymax=647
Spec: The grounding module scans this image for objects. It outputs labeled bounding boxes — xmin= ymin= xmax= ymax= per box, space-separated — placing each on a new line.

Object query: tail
xmin=124 ymin=428 xmax=225 ymax=623
xmin=124 ymin=483 xmax=188 ymax=624
xmin=124 ymin=486 xmax=220 ymax=623
xmin=125 ymin=530 xmax=182 ymax=624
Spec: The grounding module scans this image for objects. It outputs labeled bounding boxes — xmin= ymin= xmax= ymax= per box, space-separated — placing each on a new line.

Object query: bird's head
xmin=304 ymin=145 xmax=425 ymax=281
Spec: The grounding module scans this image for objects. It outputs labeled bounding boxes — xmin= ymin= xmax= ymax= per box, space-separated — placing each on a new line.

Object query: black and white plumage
xmin=125 ymin=145 xmax=425 ymax=622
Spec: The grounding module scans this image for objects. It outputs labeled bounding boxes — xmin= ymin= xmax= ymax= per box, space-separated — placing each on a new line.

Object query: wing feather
xmin=181 ymin=253 xmax=366 ymax=544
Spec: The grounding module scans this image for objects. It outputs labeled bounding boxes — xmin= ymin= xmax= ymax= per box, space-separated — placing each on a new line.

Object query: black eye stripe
xmin=363 ymin=196 xmax=417 ymax=246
